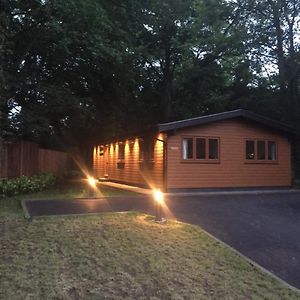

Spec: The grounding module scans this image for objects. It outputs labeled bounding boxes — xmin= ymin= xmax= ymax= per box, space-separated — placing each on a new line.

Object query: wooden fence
xmin=0 ymin=140 xmax=74 ymax=179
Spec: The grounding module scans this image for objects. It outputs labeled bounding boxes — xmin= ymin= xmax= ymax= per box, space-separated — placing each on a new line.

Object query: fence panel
xmin=0 ymin=144 xmax=8 ymax=179
xmin=0 ymin=140 xmax=73 ymax=179
xmin=38 ymin=148 xmax=70 ymax=175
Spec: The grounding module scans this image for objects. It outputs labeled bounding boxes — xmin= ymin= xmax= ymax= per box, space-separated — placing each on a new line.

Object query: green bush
xmin=0 ymin=173 xmax=56 ymax=197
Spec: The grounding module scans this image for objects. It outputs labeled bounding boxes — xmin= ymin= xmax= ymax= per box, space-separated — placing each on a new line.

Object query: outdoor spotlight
xmin=153 ymin=189 xmax=165 ymax=222
xmin=154 ymin=189 xmax=164 ymax=205
xmin=87 ymin=176 xmax=97 ymax=197
xmin=88 ymin=176 xmax=97 ymax=188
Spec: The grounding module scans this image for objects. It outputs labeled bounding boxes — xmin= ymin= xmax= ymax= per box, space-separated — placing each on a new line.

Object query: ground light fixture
xmin=153 ymin=189 xmax=166 ymax=223
xmin=87 ymin=176 xmax=97 ymax=197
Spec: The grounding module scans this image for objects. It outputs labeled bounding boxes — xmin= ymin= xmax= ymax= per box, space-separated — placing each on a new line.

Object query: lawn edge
xmin=197 ymin=225 xmax=300 ymax=295
xmin=20 ymin=209 xmax=138 ymax=220
xmin=21 ymin=194 xmax=145 ymax=202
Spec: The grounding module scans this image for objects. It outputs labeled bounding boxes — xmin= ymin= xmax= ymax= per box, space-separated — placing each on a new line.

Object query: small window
xmin=118 ymin=143 xmax=125 ymax=160
xmin=268 ymin=141 xmax=276 ymax=160
xmin=257 ymin=141 xmax=265 ymax=160
xmin=209 ymin=139 xmax=219 ymax=159
xmin=182 ymin=138 xmax=193 ymax=159
xmin=117 ymin=162 xmax=125 ymax=169
xmin=99 ymin=146 xmax=104 ymax=156
xmin=246 ymin=141 xmax=255 ymax=160
xmin=139 ymin=140 xmax=144 ymax=161
xmin=196 ymin=138 xmax=206 ymax=159
xmin=149 ymin=140 xmax=155 ymax=161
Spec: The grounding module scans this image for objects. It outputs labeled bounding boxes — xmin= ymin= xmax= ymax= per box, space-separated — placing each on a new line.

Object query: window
xmin=245 ymin=140 xmax=277 ymax=162
xmin=268 ymin=141 xmax=276 ymax=161
xmin=257 ymin=141 xmax=265 ymax=160
xmin=182 ymin=138 xmax=193 ymax=159
xmin=182 ymin=137 xmax=219 ymax=162
xmin=149 ymin=140 xmax=155 ymax=161
xmin=118 ymin=143 xmax=125 ymax=160
xmin=196 ymin=138 xmax=205 ymax=159
xmin=246 ymin=141 xmax=255 ymax=160
xmin=139 ymin=140 xmax=144 ymax=161
xmin=209 ymin=139 xmax=219 ymax=159
xmin=139 ymin=138 xmax=155 ymax=170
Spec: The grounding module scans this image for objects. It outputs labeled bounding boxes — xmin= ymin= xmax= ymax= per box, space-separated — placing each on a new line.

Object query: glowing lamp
xmin=88 ymin=177 xmax=97 ymax=188
xmin=153 ymin=189 xmax=164 ymax=205
xmin=153 ymin=189 xmax=164 ymax=222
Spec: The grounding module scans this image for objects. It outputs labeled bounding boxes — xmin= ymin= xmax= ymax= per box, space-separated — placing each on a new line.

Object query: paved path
xmin=23 ymin=191 xmax=300 ymax=289
xmin=23 ymin=196 xmax=153 ymax=217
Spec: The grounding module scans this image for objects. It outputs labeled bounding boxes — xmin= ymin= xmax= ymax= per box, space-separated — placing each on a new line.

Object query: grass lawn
xmin=0 ymin=211 xmax=299 ymax=300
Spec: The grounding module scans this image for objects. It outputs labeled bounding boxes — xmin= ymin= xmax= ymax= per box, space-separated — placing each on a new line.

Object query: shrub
xmin=0 ymin=173 xmax=56 ymax=197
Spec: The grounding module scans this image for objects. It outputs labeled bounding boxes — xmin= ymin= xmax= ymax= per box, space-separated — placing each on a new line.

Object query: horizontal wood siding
xmin=167 ymin=119 xmax=291 ymax=189
xmin=93 ymin=135 xmax=165 ymax=189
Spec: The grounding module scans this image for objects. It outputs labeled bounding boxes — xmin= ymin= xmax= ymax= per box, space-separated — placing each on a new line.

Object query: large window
xmin=245 ymin=140 xmax=277 ymax=162
xmin=182 ymin=137 xmax=219 ymax=162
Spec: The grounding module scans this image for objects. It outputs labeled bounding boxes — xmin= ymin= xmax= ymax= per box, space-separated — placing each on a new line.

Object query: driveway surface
xmin=24 ymin=191 xmax=300 ymax=289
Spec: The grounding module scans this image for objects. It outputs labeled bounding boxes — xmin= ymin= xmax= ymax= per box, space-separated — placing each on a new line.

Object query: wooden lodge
xmin=93 ymin=109 xmax=299 ymax=191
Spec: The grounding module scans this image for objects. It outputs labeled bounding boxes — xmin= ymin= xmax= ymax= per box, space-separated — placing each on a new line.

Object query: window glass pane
xmin=268 ymin=141 xmax=276 ymax=160
xmin=139 ymin=140 xmax=144 ymax=160
xmin=209 ymin=139 xmax=218 ymax=159
xmin=246 ymin=141 xmax=255 ymax=160
xmin=257 ymin=141 xmax=265 ymax=160
xmin=182 ymin=138 xmax=193 ymax=159
xmin=196 ymin=138 xmax=206 ymax=159
xmin=149 ymin=140 xmax=155 ymax=160
xmin=118 ymin=143 xmax=125 ymax=160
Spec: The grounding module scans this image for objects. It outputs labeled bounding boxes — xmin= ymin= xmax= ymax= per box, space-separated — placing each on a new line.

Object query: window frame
xmin=181 ymin=136 xmax=220 ymax=163
xmin=244 ymin=138 xmax=278 ymax=164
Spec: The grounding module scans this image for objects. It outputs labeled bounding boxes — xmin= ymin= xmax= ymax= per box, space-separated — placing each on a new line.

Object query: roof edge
xmin=158 ymin=109 xmax=299 ymax=136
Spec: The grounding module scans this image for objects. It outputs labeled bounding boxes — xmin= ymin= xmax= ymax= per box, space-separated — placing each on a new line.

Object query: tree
xmin=130 ymin=0 xmax=248 ymax=121
xmin=239 ymin=0 xmax=300 ymax=127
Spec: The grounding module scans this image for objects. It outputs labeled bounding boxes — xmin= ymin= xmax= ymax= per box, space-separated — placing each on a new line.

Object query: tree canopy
xmin=0 ymin=0 xmax=299 ymax=149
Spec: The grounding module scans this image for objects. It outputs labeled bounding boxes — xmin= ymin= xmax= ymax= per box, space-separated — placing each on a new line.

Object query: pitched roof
xmin=158 ymin=109 xmax=299 ymax=136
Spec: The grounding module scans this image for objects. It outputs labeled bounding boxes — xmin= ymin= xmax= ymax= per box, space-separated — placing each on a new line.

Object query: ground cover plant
xmin=0 ymin=212 xmax=299 ymax=300
xmin=0 ymin=173 xmax=56 ymax=197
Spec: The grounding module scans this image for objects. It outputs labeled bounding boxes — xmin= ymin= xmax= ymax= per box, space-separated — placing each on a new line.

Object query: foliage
xmin=0 ymin=173 xmax=56 ymax=197
xmin=0 ymin=0 xmax=299 ymax=148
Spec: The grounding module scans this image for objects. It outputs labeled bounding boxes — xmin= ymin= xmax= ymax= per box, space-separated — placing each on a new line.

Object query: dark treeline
xmin=0 ymin=0 xmax=299 ymax=150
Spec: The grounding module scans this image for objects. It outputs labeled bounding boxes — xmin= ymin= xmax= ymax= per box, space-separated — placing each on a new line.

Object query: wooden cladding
xmin=167 ymin=119 xmax=291 ymax=189
xmin=93 ymin=135 xmax=165 ymax=189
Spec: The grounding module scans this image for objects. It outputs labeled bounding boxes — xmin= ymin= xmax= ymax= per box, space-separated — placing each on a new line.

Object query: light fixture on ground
xmin=87 ymin=176 xmax=97 ymax=197
xmin=153 ymin=189 xmax=165 ymax=223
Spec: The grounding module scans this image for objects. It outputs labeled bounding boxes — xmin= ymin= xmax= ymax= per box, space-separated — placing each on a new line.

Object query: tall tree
xmin=130 ymin=0 xmax=248 ymax=121
xmin=240 ymin=0 xmax=300 ymax=126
